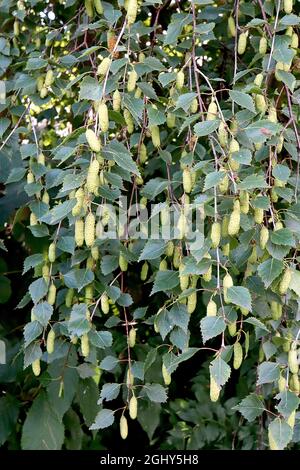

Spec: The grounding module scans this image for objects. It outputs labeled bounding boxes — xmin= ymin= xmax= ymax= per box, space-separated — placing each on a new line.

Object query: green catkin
xmin=48 ymin=242 xmax=56 ymax=263
xmin=240 ymin=190 xmax=249 ymax=214
xmin=124 ymin=108 xmax=134 ymax=134
xmin=228 ymin=321 xmax=237 ymax=337
xmin=129 ymin=395 xmax=138 ymax=420
xmin=288 ymin=348 xmax=298 ymax=374
xmin=127 ymin=0 xmax=137 ymax=25
xmin=119 ymin=254 xmax=128 ymax=272
xmin=279 ymin=268 xmax=291 ymax=295
xmin=120 ymin=415 xmax=128 ymax=440
xmin=187 ymin=292 xmax=197 ymax=314
xmin=254 ymin=73 xmax=264 ymax=87
xmin=86 ymin=129 xmax=101 ymax=152
xmin=238 ymin=31 xmax=248 ymax=55
xmin=150 ymin=125 xmax=160 ymax=148
xmin=101 ymin=293 xmax=110 ymax=314
xmin=45 ymin=69 xmax=54 ymax=87
xmin=139 ymin=143 xmax=147 ymax=163
xmin=127 ymin=69 xmax=138 ymax=92
xmin=159 ymin=259 xmax=168 ymax=271
xmin=162 ymin=364 xmax=171 ymax=385
xmin=221 ymin=215 xmax=229 ymax=237
xmin=173 ymin=245 xmax=181 ymax=269
xmin=94 ymin=0 xmax=103 ymax=14
xmin=259 ymin=36 xmax=267 ymax=54
xmin=176 ymin=70 xmax=185 ymax=90
xmin=140 ymin=261 xmax=148 ymax=281
xmin=190 ymin=98 xmax=198 ymax=114
xmin=86 ymin=159 xmax=100 ymax=194
xmin=207 ymin=299 xmax=217 ymax=317
xmin=113 ymin=89 xmax=121 ymax=111
xmin=228 ymin=208 xmax=240 ymax=236
xmin=42 ymin=264 xmax=49 ymax=280
xmin=183 ymin=167 xmax=192 ymax=193
xmin=218 ymin=122 xmax=228 ymax=147
xmin=167 ymin=112 xmax=176 ymax=128
xmin=32 ymin=359 xmax=41 ymax=377
xmin=254 ymin=207 xmax=264 ymax=224
xmin=283 ymin=0 xmax=293 ymax=15
xmin=81 ymin=333 xmax=90 ymax=358
xmin=210 ymin=376 xmax=220 ymax=402
xmin=42 ymin=191 xmax=50 ymax=204
xmin=278 ymin=375 xmax=286 ymax=392
xmin=233 ymin=342 xmax=243 ymax=369
xmin=75 ymin=218 xmax=84 ymax=247
xmin=179 ymin=263 xmax=189 ymax=291
xmin=65 ymin=288 xmax=74 ymax=308
xmin=47 ymin=283 xmax=56 ymax=306
xmin=260 ymin=226 xmax=269 ymax=250
xmin=85 ymin=284 xmax=94 ymax=304
xmin=97 ymin=57 xmax=111 ymax=76
xmin=206 ymin=100 xmax=218 ymax=121
xmin=85 ymin=0 xmax=94 ymax=17
xmin=84 ymin=212 xmax=95 ymax=247
xmin=98 ymin=102 xmax=109 ymax=132
xmin=223 ymin=273 xmax=233 ymax=304
xmin=166 ymin=241 xmax=174 ymax=257
xmin=211 ymin=222 xmax=221 ymax=248
xmin=228 ymin=16 xmax=236 ymax=38
xmin=255 ymin=94 xmax=267 ymax=114
xmin=46 ymin=329 xmax=55 ymax=354
xmin=128 ymin=328 xmax=136 ymax=348
xmin=91 ymin=245 xmax=99 ymax=261
xmin=72 ymin=187 xmax=85 ymax=216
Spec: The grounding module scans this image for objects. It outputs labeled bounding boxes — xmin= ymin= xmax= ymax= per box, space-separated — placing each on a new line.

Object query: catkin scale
xmin=75 ymin=218 xmax=84 ymax=247
xmin=84 ymin=212 xmax=95 ymax=247
xmin=46 ymin=329 xmax=55 ymax=354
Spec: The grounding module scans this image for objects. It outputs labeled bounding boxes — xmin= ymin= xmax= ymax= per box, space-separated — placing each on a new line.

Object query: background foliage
xmin=1 ymin=0 xmax=300 ymax=450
